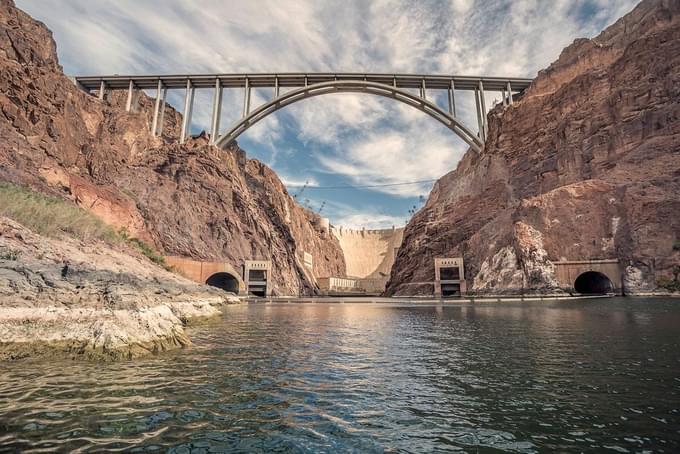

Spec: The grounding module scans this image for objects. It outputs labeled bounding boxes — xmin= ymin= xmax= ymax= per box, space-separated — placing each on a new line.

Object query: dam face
xmin=331 ymin=227 xmax=404 ymax=293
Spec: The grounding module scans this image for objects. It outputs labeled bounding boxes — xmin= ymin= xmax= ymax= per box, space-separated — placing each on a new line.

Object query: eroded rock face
xmin=387 ymin=0 xmax=680 ymax=295
xmin=0 ymin=0 xmax=345 ymax=295
xmin=0 ymin=217 xmax=238 ymax=360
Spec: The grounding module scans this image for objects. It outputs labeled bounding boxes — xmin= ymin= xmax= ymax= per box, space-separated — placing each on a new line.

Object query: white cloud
xmin=334 ymin=213 xmax=406 ymax=230
xmin=278 ymin=175 xmax=319 ymax=188
xmin=15 ymin=0 xmax=639 ymax=226
xmin=313 ymin=102 xmax=467 ymax=197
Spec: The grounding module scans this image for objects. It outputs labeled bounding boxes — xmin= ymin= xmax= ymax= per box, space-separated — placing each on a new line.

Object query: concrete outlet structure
xmin=165 ymin=256 xmax=273 ymax=296
xmin=244 ymin=260 xmax=272 ymax=297
xmin=553 ymin=259 xmax=622 ymax=294
xmin=434 ymin=257 xmax=466 ymax=297
xmin=165 ymin=256 xmax=245 ymax=294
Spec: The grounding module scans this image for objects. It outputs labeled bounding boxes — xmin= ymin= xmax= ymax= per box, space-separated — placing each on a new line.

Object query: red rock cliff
xmin=0 ymin=0 xmax=345 ymax=295
xmin=387 ymin=0 xmax=680 ymax=295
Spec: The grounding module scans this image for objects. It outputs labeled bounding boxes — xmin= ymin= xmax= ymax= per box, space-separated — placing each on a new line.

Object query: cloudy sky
xmin=17 ymin=0 xmax=637 ymax=228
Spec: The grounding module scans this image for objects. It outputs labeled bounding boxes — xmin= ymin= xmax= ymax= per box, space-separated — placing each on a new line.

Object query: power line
xmin=286 ymin=179 xmax=438 ymax=190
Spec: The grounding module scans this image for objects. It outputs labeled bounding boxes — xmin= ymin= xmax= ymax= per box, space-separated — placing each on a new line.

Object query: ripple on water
xmin=0 ymin=298 xmax=679 ymax=452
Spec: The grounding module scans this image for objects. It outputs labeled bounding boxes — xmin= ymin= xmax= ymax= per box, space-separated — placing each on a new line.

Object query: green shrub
xmin=673 ymin=240 xmax=680 ymax=251
xmin=657 ymin=277 xmax=680 ymax=292
xmin=127 ymin=236 xmax=169 ymax=269
xmin=0 ymin=249 xmax=19 ymax=260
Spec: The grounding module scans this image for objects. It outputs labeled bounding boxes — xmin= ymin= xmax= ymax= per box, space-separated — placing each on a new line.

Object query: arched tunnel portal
xmin=574 ymin=271 xmax=614 ymax=295
xmin=205 ymin=272 xmax=240 ymax=294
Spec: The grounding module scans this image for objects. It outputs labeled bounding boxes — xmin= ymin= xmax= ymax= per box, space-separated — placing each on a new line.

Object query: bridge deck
xmin=75 ymin=73 xmax=532 ymax=92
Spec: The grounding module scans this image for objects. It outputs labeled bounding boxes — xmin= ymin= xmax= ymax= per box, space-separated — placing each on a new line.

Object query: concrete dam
xmin=324 ymin=226 xmax=405 ymax=294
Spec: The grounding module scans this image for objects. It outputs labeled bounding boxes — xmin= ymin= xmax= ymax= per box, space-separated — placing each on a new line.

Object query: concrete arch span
xmin=215 ymin=80 xmax=484 ymax=153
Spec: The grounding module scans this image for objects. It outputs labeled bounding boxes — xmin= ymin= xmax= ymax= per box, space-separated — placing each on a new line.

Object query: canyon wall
xmin=387 ymin=0 xmax=680 ymax=296
xmin=0 ymin=0 xmax=345 ymax=295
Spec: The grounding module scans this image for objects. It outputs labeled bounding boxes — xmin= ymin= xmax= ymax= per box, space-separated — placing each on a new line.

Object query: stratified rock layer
xmin=0 ymin=0 xmax=345 ymax=295
xmin=387 ymin=0 xmax=680 ymax=295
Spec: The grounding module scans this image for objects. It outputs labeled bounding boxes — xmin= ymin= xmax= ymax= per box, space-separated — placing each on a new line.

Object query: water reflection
xmin=0 ymin=297 xmax=679 ymax=452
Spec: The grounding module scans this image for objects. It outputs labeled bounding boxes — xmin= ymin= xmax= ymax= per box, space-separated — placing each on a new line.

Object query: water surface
xmin=1 ymin=297 xmax=679 ymax=452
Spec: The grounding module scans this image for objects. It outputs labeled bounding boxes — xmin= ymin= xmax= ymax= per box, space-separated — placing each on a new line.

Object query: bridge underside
xmin=74 ymin=72 xmax=532 ymax=152
xmin=214 ymin=80 xmax=484 ymax=152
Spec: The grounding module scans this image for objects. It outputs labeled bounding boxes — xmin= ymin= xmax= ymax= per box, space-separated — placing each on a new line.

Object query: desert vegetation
xmin=0 ymin=181 xmax=168 ymax=268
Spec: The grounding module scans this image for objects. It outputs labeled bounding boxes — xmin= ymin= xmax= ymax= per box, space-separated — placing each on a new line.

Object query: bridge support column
xmin=157 ymin=87 xmax=167 ymax=136
xmin=180 ymin=79 xmax=195 ymax=144
xmin=420 ymin=79 xmax=426 ymax=100
xmin=506 ymin=81 xmax=514 ymax=105
xmin=448 ymin=80 xmax=456 ymax=117
xmin=98 ymin=80 xmax=106 ymax=101
xmin=478 ymin=80 xmax=487 ymax=140
xmin=274 ymin=76 xmax=279 ymax=97
xmin=210 ymin=79 xmax=222 ymax=145
xmin=475 ymin=88 xmax=485 ymax=142
xmin=151 ymin=79 xmax=163 ymax=136
xmin=242 ymin=77 xmax=251 ymax=117
xmin=501 ymin=88 xmax=508 ymax=106
xmin=125 ymin=80 xmax=134 ymax=112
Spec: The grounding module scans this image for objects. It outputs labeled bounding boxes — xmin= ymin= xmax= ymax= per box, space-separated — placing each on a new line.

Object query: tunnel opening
xmin=441 ymin=283 xmax=461 ymax=297
xmin=248 ymin=286 xmax=267 ymax=297
xmin=205 ymin=272 xmax=240 ymax=294
xmin=440 ymin=266 xmax=461 ymax=281
xmin=574 ymin=271 xmax=613 ymax=295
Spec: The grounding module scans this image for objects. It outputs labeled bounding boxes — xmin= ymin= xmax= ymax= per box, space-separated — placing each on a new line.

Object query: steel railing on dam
xmin=74 ymin=73 xmax=533 ymax=153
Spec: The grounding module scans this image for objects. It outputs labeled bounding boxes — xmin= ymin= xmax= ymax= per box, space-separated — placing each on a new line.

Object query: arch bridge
xmin=75 ymin=73 xmax=532 ymax=153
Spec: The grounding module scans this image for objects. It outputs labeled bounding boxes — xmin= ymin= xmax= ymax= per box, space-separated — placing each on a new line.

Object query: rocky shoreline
xmin=0 ymin=217 xmax=239 ymax=361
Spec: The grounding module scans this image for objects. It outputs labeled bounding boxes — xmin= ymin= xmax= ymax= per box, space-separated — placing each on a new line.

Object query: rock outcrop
xmin=0 ymin=0 xmax=345 ymax=295
xmin=0 ymin=217 xmax=239 ymax=360
xmin=387 ymin=0 xmax=680 ymax=295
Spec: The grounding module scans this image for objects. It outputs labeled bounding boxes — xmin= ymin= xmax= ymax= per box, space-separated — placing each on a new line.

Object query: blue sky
xmin=17 ymin=0 xmax=638 ymax=228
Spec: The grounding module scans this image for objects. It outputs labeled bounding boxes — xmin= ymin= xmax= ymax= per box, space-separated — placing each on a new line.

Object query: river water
xmin=1 ymin=297 xmax=679 ymax=452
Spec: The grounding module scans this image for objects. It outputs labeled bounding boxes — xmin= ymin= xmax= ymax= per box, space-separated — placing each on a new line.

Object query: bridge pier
xmin=125 ymin=80 xmax=135 ymax=112
xmin=210 ymin=79 xmax=222 ymax=145
xmin=157 ymin=87 xmax=167 ymax=136
xmin=506 ymin=81 xmax=514 ymax=105
xmin=98 ymin=80 xmax=106 ymax=101
xmin=447 ymin=80 xmax=456 ymax=117
xmin=243 ymin=77 xmax=251 ymax=117
xmin=151 ymin=80 xmax=163 ymax=136
xmin=478 ymin=80 xmax=487 ymax=140
xmin=475 ymin=87 xmax=484 ymax=142
xmin=180 ymin=79 xmax=195 ymax=143
xmin=149 ymin=82 xmax=169 ymax=136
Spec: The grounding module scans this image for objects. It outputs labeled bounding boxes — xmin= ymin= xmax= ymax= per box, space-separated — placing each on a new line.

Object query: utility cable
xmin=286 ymin=179 xmax=437 ymax=190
